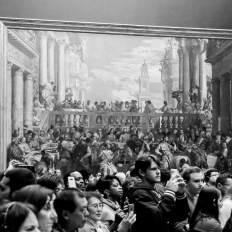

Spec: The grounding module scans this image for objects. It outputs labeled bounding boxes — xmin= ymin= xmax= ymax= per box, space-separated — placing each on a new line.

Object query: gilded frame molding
xmin=1 ymin=17 xmax=232 ymax=39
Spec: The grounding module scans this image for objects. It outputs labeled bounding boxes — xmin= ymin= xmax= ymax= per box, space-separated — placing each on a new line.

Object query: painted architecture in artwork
xmin=7 ymin=30 xmax=89 ymax=137
xmin=138 ymin=61 xmax=151 ymax=109
xmin=206 ymin=39 xmax=232 ymax=133
xmin=0 ymin=26 xmax=218 ymax=171
xmin=160 ymin=38 xmax=210 ymax=113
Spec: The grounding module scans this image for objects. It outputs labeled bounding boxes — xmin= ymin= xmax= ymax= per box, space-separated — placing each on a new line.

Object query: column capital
xmin=220 ymin=75 xmax=230 ymax=83
xmin=37 ymin=31 xmax=48 ymax=38
xmin=57 ymin=39 xmax=66 ymax=46
xmin=228 ymin=69 xmax=232 ymax=76
xmin=198 ymin=39 xmax=208 ymax=54
xmin=211 ymin=77 xmax=220 ymax=84
xmin=48 ymin=37 xmax=55 ymax=45
xmin=25 ymin=74 xmax=33 ymax=81
xmin=7 ymin=62 xmax=13 ymax=70
xmin=65 ymin=45 xmax=70 ymax=53
xmin=15 ymin=68 xmax=24 ymax=75
xmin=192 ymin=46 xmax=200 ymax=56
xmin=177 ymin=47 xmax=184 ymax=57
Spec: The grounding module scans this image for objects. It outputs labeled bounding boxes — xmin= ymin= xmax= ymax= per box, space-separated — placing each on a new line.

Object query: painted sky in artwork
xmin=82 ymin=33 xmax=169 ymax=107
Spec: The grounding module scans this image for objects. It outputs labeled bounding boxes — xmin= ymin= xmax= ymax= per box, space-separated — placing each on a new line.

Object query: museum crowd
xmin=2 ymin=123 xmax=232 ymax=232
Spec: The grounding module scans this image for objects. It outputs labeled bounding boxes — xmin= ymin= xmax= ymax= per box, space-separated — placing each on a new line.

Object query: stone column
xmin=199 ymin=39 xmax=207 ymax=104
xmin=65 ymin=46 xmax=70 ymax=88
xmin=79 ymin=89 xmax=86 ymax=103
xmin=38 ymin=32 xmax=48 ymax=85
xmin=212 ymin=77 xmax=220 ymax=133
xmin=6 ymin=62 xmax=13 ymax=145
xmin=192 ymin=48 xmax=200 ymax=88
xmin=220 ymin=75 xmax=231 ymax=133
xmin=183 ymin=41 xmax=190 ymax=103
xmin=57 ymin=40 xmax=65 ymax=101
xmin=177 ymin=45 xmax=184 ymax=94
xmin=12 ymin=69 xmax=24 ymax=136
xmin=0 ymin=22 xmax=8 ymax=170
xmin=229 ymin=70 xmax=232 ymax=129
xmin=47 ymin=38 xmax=55 ymax=83
xmin=24 ymin=74 xmax=33 ymax=130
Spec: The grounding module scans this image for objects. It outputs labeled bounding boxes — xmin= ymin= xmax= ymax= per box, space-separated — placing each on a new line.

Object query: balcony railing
xmin=46 ymin=110 xmax=205 ymax=131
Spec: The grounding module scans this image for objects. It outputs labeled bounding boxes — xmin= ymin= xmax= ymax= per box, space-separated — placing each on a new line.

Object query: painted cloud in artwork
xmin=84 ymin=33 xmax=168 ymax=106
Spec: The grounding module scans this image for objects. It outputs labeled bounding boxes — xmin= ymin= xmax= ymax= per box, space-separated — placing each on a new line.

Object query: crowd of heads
xmin=5 ymin=121 xmax=232 ymax=232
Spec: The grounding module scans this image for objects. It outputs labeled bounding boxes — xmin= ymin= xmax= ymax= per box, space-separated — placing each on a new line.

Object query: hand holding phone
xmin=68 ymin=177 xmax=76 ymax=188
xmin=128 ymin=204 xmax=134 ymax=214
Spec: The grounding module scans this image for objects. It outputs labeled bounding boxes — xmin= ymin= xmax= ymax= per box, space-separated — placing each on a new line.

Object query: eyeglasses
xmin=88 ymin=203 xmax=103 ymax=209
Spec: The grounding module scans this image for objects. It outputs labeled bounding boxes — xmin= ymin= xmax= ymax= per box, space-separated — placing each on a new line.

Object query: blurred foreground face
xmin=0 ymin=176 xmax=11 ymax=200
xmin=37 ymin=195 xmax=57 ymax=232
xmin=19 ymin=210 xmax=40 ymax=232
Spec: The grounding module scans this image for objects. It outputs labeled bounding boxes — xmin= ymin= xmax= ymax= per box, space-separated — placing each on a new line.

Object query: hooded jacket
xmin=129 ymin=182 xmax=189 ymax=232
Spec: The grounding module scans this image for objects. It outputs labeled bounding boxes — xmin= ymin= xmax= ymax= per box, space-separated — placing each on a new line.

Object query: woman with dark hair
xmin=96 ymin=175 xmax=123 ymax=230
xmin=189 ymin=187 xmax=222 ymax=232
xmin=13 ymin=185 xmax=57 ymax=232
xmin=0 ymin=202 xmax=39 ymax=232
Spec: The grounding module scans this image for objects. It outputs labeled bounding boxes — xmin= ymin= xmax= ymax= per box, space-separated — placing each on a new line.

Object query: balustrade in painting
xmin=48 ymin=111 xmax=204 ymax=132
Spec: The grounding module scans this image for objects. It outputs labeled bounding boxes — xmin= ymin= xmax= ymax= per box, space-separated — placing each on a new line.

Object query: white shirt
xmin=219 ymin=197 xmax=232 ymax=228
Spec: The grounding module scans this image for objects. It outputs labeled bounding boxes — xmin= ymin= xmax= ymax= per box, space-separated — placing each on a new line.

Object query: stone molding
xmin=2 ymin=17 xmax=232 ymax=40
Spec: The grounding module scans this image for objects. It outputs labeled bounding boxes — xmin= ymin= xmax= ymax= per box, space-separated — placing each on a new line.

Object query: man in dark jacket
xmin=129 ymin=155 xmax=189 ymax=232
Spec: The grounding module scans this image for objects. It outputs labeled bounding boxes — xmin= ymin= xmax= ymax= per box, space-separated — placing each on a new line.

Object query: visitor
xmin=13 ymin=184 xmax=57 ymax=232
xmin=54 ymin=188 xmax=89 ymax=232
xmin=189 ymin=187 xmax=222 ymax=232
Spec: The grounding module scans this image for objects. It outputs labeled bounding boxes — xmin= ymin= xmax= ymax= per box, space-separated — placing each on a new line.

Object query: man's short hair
xmin=135 ymin=155 xmax=161 ymax=178
xmin=182 ymin=166 xmax=202 ymax=182
xmin=204 ymin=168 xmax=218 ymax=182
xmin=54 ymin=188 xmax=85 ymax=227
xmin=5 ymin=168 xmax=36 ymax=198
xmin=79 ymin=170 xmax=92 ymax=183
xmin=37 ymin=172 xmax=63 ymax=191
xmin=216 ymin=173 xmax=232 ymax=187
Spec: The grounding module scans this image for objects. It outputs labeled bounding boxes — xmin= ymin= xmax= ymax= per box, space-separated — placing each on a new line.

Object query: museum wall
xmin=0 ymin=0 xmax=232 ymax=29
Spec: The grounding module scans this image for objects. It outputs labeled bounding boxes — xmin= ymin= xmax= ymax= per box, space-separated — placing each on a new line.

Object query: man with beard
xmin=129 ymin=155 xmax=188 ymax=232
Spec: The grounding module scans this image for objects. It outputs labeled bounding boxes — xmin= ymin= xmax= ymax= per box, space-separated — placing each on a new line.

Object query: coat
xmin=129 ymin=182 xmax=189 ymax=232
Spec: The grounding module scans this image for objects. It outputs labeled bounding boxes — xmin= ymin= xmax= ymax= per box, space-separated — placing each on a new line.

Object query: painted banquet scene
xmin=1 ymin=23 xmax=232 ymax=232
